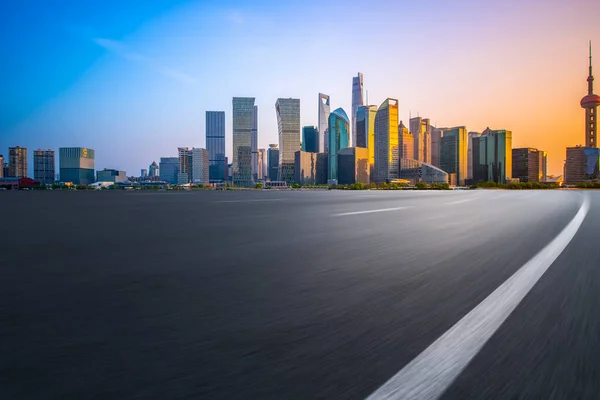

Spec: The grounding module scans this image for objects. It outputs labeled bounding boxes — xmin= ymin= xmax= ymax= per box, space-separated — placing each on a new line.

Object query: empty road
xmin=1 ymin=189 xmax=598 ymax=399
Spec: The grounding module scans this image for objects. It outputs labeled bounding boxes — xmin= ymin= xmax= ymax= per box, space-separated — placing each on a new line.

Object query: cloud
xmin=93 ymin=38 xmax=197 ymax=84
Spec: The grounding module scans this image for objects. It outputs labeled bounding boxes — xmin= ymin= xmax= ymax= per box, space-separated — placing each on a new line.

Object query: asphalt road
xmin=1 ymin=189 xmax=598 ymax=399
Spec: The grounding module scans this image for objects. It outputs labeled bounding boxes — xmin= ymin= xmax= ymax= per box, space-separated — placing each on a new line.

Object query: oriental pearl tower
xmin=581 ymin=41 xmax=600 ymax=147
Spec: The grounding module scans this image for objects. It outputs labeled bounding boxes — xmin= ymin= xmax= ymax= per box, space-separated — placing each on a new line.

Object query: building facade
xmin=430 ymin=126 xmax=446 ymax=168
xmin=97 ymin=169 xmax=127 ymax=183
xmin=439 ymin=126 xmax=468 ymax=186
xmin=472 ymin=128 xmax=512 ymax=184
xmin=159 ymin=157 xmax=178 ymax=184
xmin=0 ymin=155 xmax=3 ymax=178
xmin=232 ymin=97 xmax=255 ymax=187
xmin=59 ymin=147 xmax=95 ymax=185
xmin=267 ymin=144 xmax=279 ymax=181
xmin=399 ymin=121 xmax=414 ymax=160
xmin=192 ymin=148 xmax=210 ymax=184
xmin=33 ymin=149 xmax=55 ymax=184
xmin=294 ymin=151 xmax=317 ymax=185
xmin=318 ymin=93 xmax=331 ymax=153
xmin=564 ymin=146 xmax=599 ymax=184
xmin=9 ymin=146 xmax=27 ymax=178
xmin=257 ymin=148 xmax=266 ymax=181
xmin=467 ymin=131 xmax=481 ymax=180
xmin=399 ymin=158 xmax=449 ymax=185
xmin=337 ymin=147 xmax=370 ymax=185
xmin=374 ymin=98 xmax=399 ymax=183
xmin=410 ymin=117 xmax=431 ymax=164
xmin=206 ymin=111 xmax=226 ymax=183
xmin=178 ymin=147 xmax=193 ymax=183
xmin=316 ymin=153 xmax=328 ymax=184
xmin=327 ymin=107 xmax=350 ymax=182
xmin=251 ymin=106 xmax=259 ymax=181
xmin=276 ymin=98 xmax=301 ymax=184
xmin=302 ymin=126 xmax=319 ymax=153
xmin=351 ymin=72 xmax=364 ymax=147
xmin=356 ymin=105 xmax=377 ymax=176
xmin=581 ymin=42 xmax=600 ymax=147
xmin=149 ymin=161 xmax=159 ymax=178
xmin=512 ymin=148 xmax=546 ymax=183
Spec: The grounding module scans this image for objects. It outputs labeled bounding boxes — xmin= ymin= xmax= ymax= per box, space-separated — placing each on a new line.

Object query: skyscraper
xmin=564 ymin=146 xmax=599 ymax=183
xmin=327 ymin=107 xmax=350 ymax=182
xmin=267 ymin=144 xmax=279 ymax=182
xmin=374 ymin=99 xmax=399 ymax=183
xmin=302 ymin=126 xmax=319 ymax=153
xmin=257 ymin=148 xmax=266 ymax=180
xmin=178 ymin=147 xmax=193 ymax=184
xmin=467 ymin=131 xmax=481 ymax=180
xmin=472 ymin=128 xmax=512 ymax=184
xmin=232 ymin=97 xmax=255 ymax=187
xmin=206 ymin=111 xmax=226 ymax=183
xmin=149 ymin=161 xmax=159 ymax=178
xmin=581 ymin=42 xmax=600 ymax=147
xmin=276 ymin=98 xmax=301 ymax=184
xmin=337 ymin=147 xmax=370 ymax=185
xmin=439 ymin=126 xmax=468 ymax=186
xmin=251 ymin=105 xmax=259 ymax=181
xmin=512 ymin=148 xmax=545 ymax=183
xmin=9 ymin=146 xmax=27 ymax=178
xmin=159 ymin=157 xmax=179 ymax=184
xmin=295 ymin=151 xmax=317 ymax=185
xmin=59 ymin=147 xmax=95 ymax=185
xmin=192 ymin=148 xmax=210 ymax=184
xmin=318 ymin=93 xmax=331 ymax=153
xmin=351 ymin=72 xmax=364 ymax=147
xmin=0 ymin=155 xmax=3 ymax=178
xmin=430 ymin=126 xmax=446 ymax=167
xmin=33 ymin=149 xmax=55 ymax=184
xmin=356 ymin=105 xmax=378 ymax=177
xmin=410 ymin=117 xmax=431 ymax=164
xmin=398 ymin=121 xmax=414 ymax=160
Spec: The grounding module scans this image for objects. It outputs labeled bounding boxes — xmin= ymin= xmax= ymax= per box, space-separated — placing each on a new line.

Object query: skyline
xmin=2 ymin=0 xmax=600 ymax=176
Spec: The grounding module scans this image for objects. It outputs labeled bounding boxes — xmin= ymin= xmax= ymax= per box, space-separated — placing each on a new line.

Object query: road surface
xmin=1 ymin=189 xmax=598 ymax=399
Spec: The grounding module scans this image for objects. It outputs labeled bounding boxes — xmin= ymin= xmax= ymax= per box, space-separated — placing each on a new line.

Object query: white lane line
xmin=446 ymin=197 xmax=478 ymax=205
xmin=216 ymin=199 xmax=282 ymax=203
xmin=331 ymin=206 xmax=414 ymax=217
xmin=367 ymin=195 xmax=590 ymax=400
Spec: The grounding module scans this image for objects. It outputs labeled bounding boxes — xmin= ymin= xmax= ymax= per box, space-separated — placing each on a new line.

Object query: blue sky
xmin=1 ymin=0 xmax=599 ymax=175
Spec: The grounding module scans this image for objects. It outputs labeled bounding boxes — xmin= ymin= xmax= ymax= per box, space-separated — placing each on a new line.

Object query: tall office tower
xmin=178 ymin=147 xmax=193 ymax=183
xmin=541 ymin=151 xmax=548 ymax=182
xmin=512 ymin=148 xmax=546 ymax=183
xmin=9 ymin=146 xmax=27 ymax=178
xmin=467 ymin=131 xmax=481 ymax=180
xmin=192 ymin=148 xmax=210 ymax=184
xmin=318 ymin=93 xmax=331 ymax=153
xmin=564 ymin=146 xmax=599 ymax=183
xmin=430 ymin=126 xmax=447 ymax=167
xmin=327 ymin=107 xmax=350 ymax=182
xmin=2 ymin=162 xmax=9 ymax=179
xmin=294 ymin=151 xmax=317 ymax=185
xmin=0 ymin=155 xmax=3 ymax=178
xmin=206 ymin=111 xmax=226 ymax=183
xmin=439 ymin=126 xmax=468 ymax=186
xmin=351 ymin=72 xmax=364 ymax=147
xmin=160 ymin=157 xmax=179 ymax=184
xmin=141 ymin=169 xmax=148 ymax=177
xmin=337 ymin=147 xmax=370 ymax=185
xmin=59 ymin=147 xmax=95 ymax=185
xmin=251 ymin=106 xmax=259 ymax=181
xmin=581 ymin=42 xmax=600 ymax=147
xmin=33 ymin=149 xmax=55 ymax=184
xmin=257 ymin=148 xmax=266 ymax=180
xmin=267 ymin=144 xmax=279 ymax=181
xmin=149 ymin=161 xmax=159 ymax=178
xmin=232 ymin=97 xmax=255 ymax=187
xmin=410 ymin=117 xmax=431 ymax=163
xmin=302 ymin=126 xmax=319 ymax=153
xmin=276 ymin=98 xmax=301 ymax=184
xmin=472 ymin=128 xmax=512 ymax=184
xmin=374 ymin=99 xmax=399 ymax=183
xmin=316 ymin=153 xmax=329 ymax=184
xmin=398 ymin=121 xmax=414 ymax=160
xmin=356 ymin=105 xmax=378 ymax=177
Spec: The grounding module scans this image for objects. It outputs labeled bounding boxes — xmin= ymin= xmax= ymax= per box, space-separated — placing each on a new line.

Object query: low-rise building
xmin=97 ymin=169 xmax=127 ymax=183
xmin=337 ymin=147 xmax=370 ymax=185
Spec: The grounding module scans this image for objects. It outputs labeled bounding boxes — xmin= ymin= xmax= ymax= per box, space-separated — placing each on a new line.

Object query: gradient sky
xmin=1 ymin=0 xmax=599 ymax=176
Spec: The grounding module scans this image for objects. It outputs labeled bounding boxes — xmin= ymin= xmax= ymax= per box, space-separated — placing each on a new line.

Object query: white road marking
xmin=367 ymin=195 xmax=590 ymax=400
xmin=331 ymin=206 xmax=414 ymax=217
xmin=216 ymin=199 xmax=282 ymax=203
xmin=446 ymin=197 xmax=478 ymax=205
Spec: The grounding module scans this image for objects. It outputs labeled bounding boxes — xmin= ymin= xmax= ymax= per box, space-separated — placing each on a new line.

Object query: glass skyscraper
xmin=374 ymin=99 xmax=399 ymax=183
xmin=206 ymin=111 xmax=226 ymax=183
xmin=439 ymin=126 xmax=468 ymax=186
xmin=33 ymin=149 xmax=55 ymax=184
xmin=276 ymin=98 xmax=301 ymax=184
xmin=232 ymin=97 xmax=255 ymax=187
xmin=251 ymin=106 xmax=259 ymax=181
xmin=59 ymin=147 xmax=95 ymax=185
xmin=410 ymin=117 xmax=431 ymax=164
xmin=351 ymin=72 xmax=364 ymax=147
xmin=302 ymin=126 xmax=319 ymax=153
xmin=327 ymin=107 xmax=350 ymax=182
xmin=473 ymin=128 xmax=513 ymax=184
xmin=318 ymin=93 xmax=330 ymax=153
xmin=159 ymin=157 xmax=179 ymax=184
xmin=267 ymin=144 xmax=279 ymax=182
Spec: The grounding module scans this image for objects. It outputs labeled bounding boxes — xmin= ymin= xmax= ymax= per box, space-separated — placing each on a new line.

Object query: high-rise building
xmin=410 ymin=117 xmax=431 ymax=164
xmin=351 ymin=72 xmax=364 ymax=147
xmin=581 ymin=42 xmax=600 ymax=147
xmin=2 ymin=162 xmax=9 ymax=179
xmin=472 ymin=128 xmax=512 ymax=184
xmin=206 ymin=111 xmax=226 ymax=183
xmin=97 ymin=169 xmax=127 ymax=183
xmin=59 ymin=147 xmax=95 ymax=185
xmin=564 ymin=146 xmax=599 ymax=184
xmin=0 ymin=155 xmax=3 ymax=178
xmin=33 ymin=149 xmax=55 ymax=184
xmin=302 ymin=126 xmax=319 ymax=153
xmin=318 ymin=93 xmax=331 ymax=153
xmin=541 ymin=151 xmax=548 ymax=182
xmin=192 ymin=148 xmax=210 ymax=184
xmin=257 ymin=148 xmax=266 ymax=181
xmin=9 ymin=146 xmax=27 ymax=178
xmin=356 ymin=105 xmax=377 ymax=176
xmin=232 ymin=97 xmax=255 ymax=187
xmin=149 ymin=161 xmax=159 ymax=178
xmin=430 ymin=126 xmax=447 ymax=168
xmin=467 ymin=132 xmax=481 ymax=180
xmin=178 ymin=147 xmax=193 ymax=183
xmin=327 ymin=107 xmax=350 ymax=182
xmin=399 ymin=121 xmax=414 ymax=160
xmin=374 ymin=98 xmax=399 ymax=183
xmin=512 ymin=148 xmax=546 ymax=183
xmin=251 ymin=106 xmax=259 ymax=181
xmin=294 ymin=151 xmax=317 ymax=185
xmin=267 ymin=144 xmax=279 ymax=181
xmin=337 ymin=147 xmax=370 ymax=185
xmin=276 ymin=98 xmax=301 ymax=184
xmin=439 ymin=126 xmax=468 ymax=186
xmin=159 ymin=157 xmax=178 ymax=184
xmin=316 ymin=153 xmax=329 ymax=184
xmin=141 ymin=169 xmax=148 ymax=178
